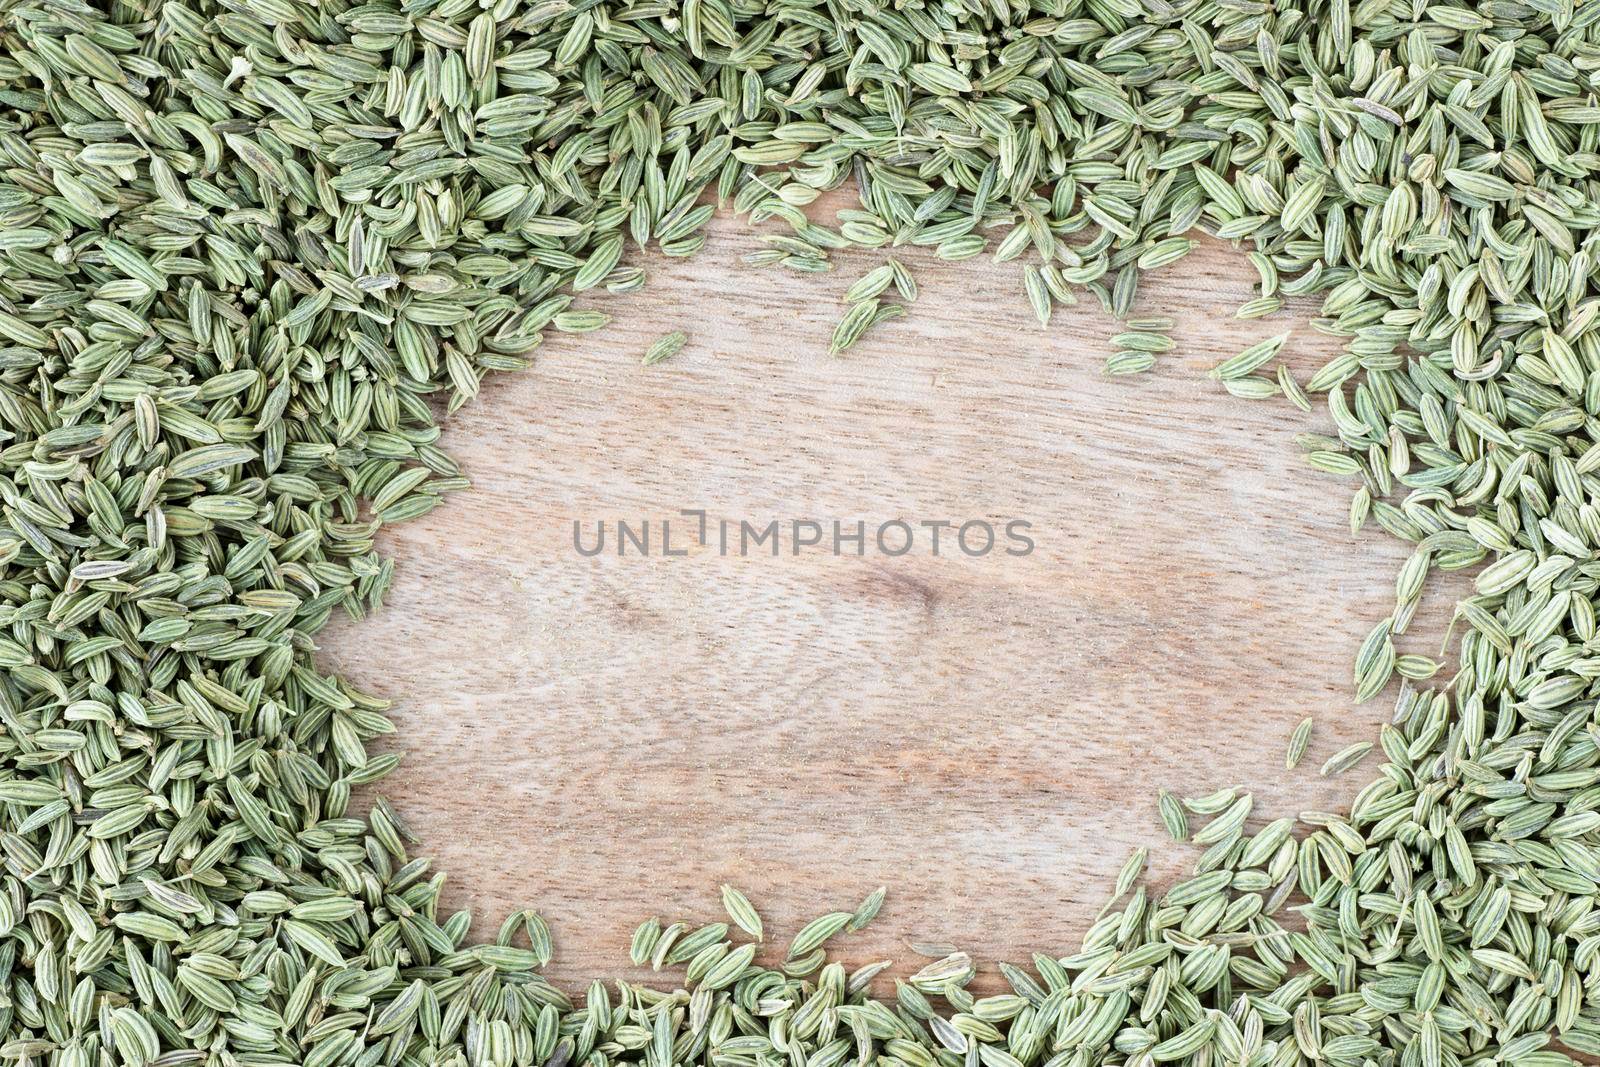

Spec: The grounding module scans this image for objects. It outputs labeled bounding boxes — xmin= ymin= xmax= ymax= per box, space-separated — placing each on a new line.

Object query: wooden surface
xmin=319 ymin=212 xmax=1461 ymax=992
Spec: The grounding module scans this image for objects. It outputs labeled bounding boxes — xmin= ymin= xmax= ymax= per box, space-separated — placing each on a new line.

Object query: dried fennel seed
xmin=1156 ymin=787 xmax=1190 ymax=842
xmin=1235 ymin=296 xmax=1285 ymax=321
xmin=643 ymin=331 xmax=689 ymax=366
xmin=3 ymin=0 xmax=1600 ymax=1066
xmin=1104 ymin=350 xmax=1158 ymax=376
xmin=1320 ymin=740 xmax=1376 ymax=777
xmin=719 ymin=885 xmax=763 ymax=941
xmin=1285 ymin=716 xmax=1316 ymax=770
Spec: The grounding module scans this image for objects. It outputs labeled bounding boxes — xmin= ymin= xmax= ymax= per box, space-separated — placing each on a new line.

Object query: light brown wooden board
xmin=319 ymin=212 xmax=1462 ymax=994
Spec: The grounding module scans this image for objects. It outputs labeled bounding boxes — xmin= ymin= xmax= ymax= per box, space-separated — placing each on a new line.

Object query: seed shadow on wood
xmin=319 ymin=211 xmax=1467 ymax=992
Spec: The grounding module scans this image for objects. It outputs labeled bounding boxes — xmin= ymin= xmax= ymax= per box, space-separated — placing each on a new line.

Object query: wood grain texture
xmin=317 ymin=211 xmax=1461 ymax=993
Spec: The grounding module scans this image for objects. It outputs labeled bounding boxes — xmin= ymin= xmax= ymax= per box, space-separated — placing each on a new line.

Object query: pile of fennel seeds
xmin=1 ymin=0 xmax=1600 ymax=1066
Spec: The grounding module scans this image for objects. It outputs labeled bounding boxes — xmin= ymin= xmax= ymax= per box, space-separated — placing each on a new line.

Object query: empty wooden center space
xmin=319 ymin=220 xmax=1450 ymax=989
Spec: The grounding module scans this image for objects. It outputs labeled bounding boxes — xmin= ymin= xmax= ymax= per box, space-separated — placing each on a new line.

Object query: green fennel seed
xmin=644 ymin=331 xmax=689 ymax=366
xmin=1285 ymin=717 xmax=1315 ymax=770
